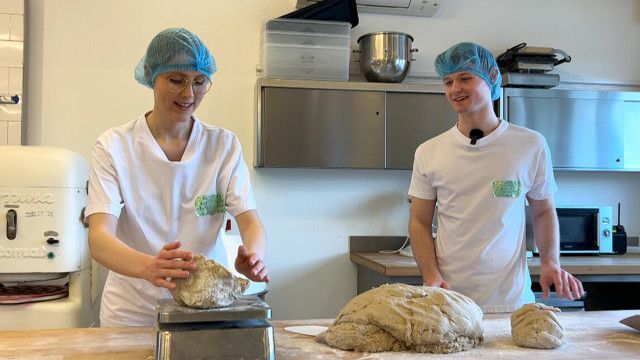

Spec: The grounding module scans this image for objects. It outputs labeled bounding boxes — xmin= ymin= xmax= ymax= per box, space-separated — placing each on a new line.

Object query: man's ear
xmin=489 ymin=67 xmax=499 ymax=83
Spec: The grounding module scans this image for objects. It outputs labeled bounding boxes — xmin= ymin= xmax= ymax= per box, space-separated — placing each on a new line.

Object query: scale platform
xmin=155 ymin=296 xmax=274 ymax=359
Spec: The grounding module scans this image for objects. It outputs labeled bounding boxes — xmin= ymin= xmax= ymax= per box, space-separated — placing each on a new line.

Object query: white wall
xmin=24 ymin=0 xmax=640 ymax=320
xmin=0 ymin=0 xmax=23 ymax=145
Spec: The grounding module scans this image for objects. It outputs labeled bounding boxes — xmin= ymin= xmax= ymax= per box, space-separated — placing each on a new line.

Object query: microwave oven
xmin=526 ymin=206 xmax=614 ymax=254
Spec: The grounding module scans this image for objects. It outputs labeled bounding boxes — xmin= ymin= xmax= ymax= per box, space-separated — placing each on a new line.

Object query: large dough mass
xmin=317 ymin=283 xmax=484 ymax=353
xmin=170 ymin=254 xmax=248 ymax=308
xmin=511 ymin=303 xmax=564 ymax=349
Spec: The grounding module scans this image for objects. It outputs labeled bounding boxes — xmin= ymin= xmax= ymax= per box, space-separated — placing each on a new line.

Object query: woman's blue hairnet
xmin=134 ymin=28 xmax=217 ymax=88
xmin=434 ymin=42 xmax=502 ymax=101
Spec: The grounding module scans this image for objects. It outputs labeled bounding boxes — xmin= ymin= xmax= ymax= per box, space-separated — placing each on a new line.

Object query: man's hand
xmin=539 ymin=261 xmax=585 ymax=300
xmin=145 ymin=241 xmax=197 ymax=290
xmin=235 ymin=245 xmax=270 ymax=283
xmin=423 ymin=272 xmax=450 ymax=290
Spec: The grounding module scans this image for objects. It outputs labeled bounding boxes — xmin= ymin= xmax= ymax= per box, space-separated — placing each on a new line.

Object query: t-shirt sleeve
xmin=526 ymin=137 xmax=558 ymax=200
xmin=224 ymin=137 xmax=257 ymax=216
xmin=85 ymin=141 xmax=123 ymax=220
xmin=408 ymin=146 xmax=437 ymax=200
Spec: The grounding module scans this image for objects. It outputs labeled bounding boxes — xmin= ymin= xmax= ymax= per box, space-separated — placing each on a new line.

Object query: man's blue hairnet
xmin=134 ymin=28 xmax=217 ymax=88
xmin=434 ymin=42 xmax=502 ymax=101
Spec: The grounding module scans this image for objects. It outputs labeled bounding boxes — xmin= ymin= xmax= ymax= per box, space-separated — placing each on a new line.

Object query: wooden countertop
xmin=0 ymin=311 xmax=638 ymax=359
xmin=351 ymin=247 xmax=640 ymax=277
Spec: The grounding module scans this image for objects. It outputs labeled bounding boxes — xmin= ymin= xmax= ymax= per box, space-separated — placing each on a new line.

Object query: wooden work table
xmin=0 ymin=311 xmax=639 ymax=359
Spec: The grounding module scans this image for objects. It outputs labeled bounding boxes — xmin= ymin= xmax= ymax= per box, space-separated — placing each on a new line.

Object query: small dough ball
xmin=317 ymin=283 xmax=484 ymax=354
xmin=511 ymin=303 xmax=564 ymax=349
xmin=170 ymin=254 xmax=248 ymax=308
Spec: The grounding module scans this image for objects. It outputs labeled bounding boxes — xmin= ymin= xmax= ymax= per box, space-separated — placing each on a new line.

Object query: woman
xmin=86 ymin=28 xmax=269 ymax=327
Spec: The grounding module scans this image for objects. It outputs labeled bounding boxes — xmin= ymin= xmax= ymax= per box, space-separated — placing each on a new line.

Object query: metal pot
xmin=355 ymin=32 xmax=418 ymax=83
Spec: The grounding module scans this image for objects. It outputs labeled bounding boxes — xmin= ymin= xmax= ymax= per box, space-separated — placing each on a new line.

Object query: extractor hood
xmin=296 ymin=0 xmax=442 ymax=17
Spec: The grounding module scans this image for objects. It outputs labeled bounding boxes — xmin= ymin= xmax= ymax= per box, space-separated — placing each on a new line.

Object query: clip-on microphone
xmin=469 ymin=129 xmax=484 ymax=145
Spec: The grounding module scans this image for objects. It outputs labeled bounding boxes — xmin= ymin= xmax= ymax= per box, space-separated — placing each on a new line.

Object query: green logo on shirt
xmin=195 ymin=194 xmax=224 ymax=216
xmin=492 ymin=180 xmax=521 ymax=198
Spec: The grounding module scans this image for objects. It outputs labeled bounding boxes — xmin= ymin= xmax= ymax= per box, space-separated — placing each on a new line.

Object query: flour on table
xmin=511 ymin=302 xmax=564 ymax=349
xmin=316 ymin=283 xmax=484 ymax=354
xmin=170 ymin=254 xmax=248 ymax=308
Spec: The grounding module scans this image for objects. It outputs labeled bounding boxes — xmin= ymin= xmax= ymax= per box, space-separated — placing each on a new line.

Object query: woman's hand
xmin=145 ymin=241 xmax=197 ymax=289
xmin=235 ymin=245 xmax=270 ymax=283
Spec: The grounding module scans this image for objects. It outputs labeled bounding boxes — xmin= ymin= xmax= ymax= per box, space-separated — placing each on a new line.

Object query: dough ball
xmin=511 ymin=303 xmax=564 ymax=349
xmin=170 ymin=254 xmax=249 ymax=308
xmin=317 ymin=283 xmax=484 ymax=354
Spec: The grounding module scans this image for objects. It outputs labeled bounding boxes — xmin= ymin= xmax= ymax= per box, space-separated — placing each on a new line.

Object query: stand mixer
xmin=0 ymin=146 xmax=99 ymax=329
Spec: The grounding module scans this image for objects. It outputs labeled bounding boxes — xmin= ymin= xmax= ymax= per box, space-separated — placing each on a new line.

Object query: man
xmin=408 ymin=42 xmax=584 ymax=313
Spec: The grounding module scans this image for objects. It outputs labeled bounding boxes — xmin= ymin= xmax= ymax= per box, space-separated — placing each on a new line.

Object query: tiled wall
xmin=0 ymin=0 xmax=23 ymax=145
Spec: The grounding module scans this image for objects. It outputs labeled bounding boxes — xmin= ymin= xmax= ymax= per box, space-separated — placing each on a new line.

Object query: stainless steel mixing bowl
xmin=355 ymin=32 xmax=418 ymax=83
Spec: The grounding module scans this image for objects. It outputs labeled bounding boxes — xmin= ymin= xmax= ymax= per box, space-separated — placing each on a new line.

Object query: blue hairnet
xmin=434 ymin=42 xmax=502 ymax=101
xmin=134 ymin=28 xmax=217 ymax=88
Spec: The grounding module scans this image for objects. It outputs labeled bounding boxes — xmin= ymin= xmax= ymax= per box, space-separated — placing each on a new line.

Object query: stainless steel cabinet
xmin=503 ymin=88 xmax=640 ymax=170
xmin=623 ymin=101 xmax=640 ymax=170
xmin=386 ymin=92 xmax=456 ymax=169
xmin=257 ymin=85 xmax=455 ymax=169
xmin=259 ymin=87 xmax=385 ymax=168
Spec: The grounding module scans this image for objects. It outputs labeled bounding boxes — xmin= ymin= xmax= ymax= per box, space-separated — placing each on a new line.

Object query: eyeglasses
xmin=166 ymin=75 xmax=212 ymax=94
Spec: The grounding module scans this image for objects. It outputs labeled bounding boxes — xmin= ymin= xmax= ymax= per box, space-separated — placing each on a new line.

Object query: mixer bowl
xmin=356 ymin=31 xmax=417 ymax=83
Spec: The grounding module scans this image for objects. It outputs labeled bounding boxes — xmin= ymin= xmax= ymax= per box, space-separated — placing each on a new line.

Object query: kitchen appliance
xmin=297 ymin=0 xmax=443 ymax=17
xmin=497 ymin=43 xmax=571 ymax=73
xmin=283 ymin=0 xmax=359 ymax=28
xmin=0 ymin=146 xmax=99 ymax=329
xmin=355 ymin=31 xmax=418 ymax=83
xmin=612 ymin=202 xmax=627 ymax=255
xmin=497 ymin=43 xmax=571 ymax=88
xmin=501 ymin=72 xmax=560 ymax=89
xmin=526 ymin=205 xmax=614 ymax=255
xmin=155 ymin=296 xmax=274 ymax=359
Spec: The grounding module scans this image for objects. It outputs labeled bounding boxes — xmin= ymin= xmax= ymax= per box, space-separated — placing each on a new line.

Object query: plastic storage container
xmin=263 ymin=19 xmax=351 ymax=81
xmin=267 ymin=18 xmax=350 ymax=34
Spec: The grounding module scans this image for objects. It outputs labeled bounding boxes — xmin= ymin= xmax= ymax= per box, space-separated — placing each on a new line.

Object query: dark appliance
xmin=280 ymin=0 xmax=359 ymax=28
xmin=612 ymin=202 xmax=627 ymax=255
xmin=497 ymin=42 xmax=571 ymax=88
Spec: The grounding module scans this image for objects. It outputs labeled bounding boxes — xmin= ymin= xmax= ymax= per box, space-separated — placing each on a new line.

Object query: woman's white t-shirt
xmin=86 ymin=114 xmax=256 ymax=326
xmin=408 ymin=120 xmax=557 ymax=313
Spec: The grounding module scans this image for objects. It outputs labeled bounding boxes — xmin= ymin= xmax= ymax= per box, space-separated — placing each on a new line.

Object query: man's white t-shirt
xmin=408 ymin=120 xmax=557 ymax=313
xmin=86 ymin=114 xmax=256 ymax=326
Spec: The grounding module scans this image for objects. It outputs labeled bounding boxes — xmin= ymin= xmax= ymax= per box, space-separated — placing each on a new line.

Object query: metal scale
xmin=155 ymin=295 xmax=275 ymax=359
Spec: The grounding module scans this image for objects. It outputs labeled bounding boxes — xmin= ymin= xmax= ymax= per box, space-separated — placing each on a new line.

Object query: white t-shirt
xmin=86 ymin=114 xmax=257 ymax=326
xmin=408 ymin=120 xmax=557 ymax=313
